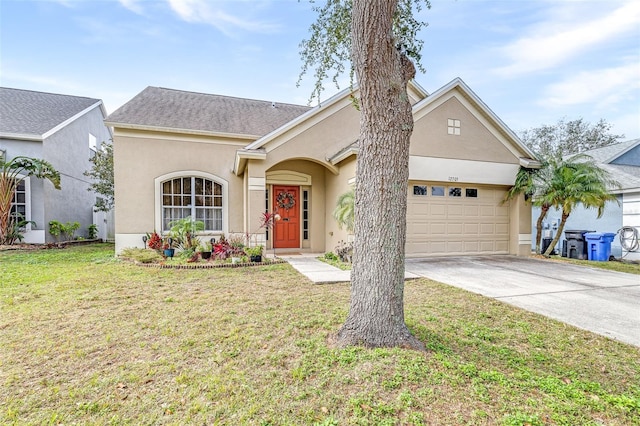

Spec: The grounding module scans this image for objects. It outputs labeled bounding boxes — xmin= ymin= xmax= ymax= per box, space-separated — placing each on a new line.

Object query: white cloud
xmin=494 ymin=1 xmax=640 ymax=76
xmin=541 ymin=62 xmax=640 ymax=108
xmin=118 ymin=0 xmax=144 ymax=15
xmin=166 ymin=0 xmax=280 ymax=35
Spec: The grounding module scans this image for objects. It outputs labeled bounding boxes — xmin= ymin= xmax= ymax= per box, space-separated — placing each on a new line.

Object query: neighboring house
xmin=0 ymin=87 xmax=113 ymax=243
xmin=106 ymin=78 xmax=539 ymax=256
xmin=533 ymin=139 xmax=640 ymax=261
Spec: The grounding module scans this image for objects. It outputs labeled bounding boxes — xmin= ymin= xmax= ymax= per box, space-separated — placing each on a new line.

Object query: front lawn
xmin=1 ymin=244 xmax=638 ymax=425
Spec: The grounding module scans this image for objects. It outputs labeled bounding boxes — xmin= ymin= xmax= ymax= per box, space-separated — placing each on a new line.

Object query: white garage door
xmin=406 ymin=183 xmax=510 ymax=256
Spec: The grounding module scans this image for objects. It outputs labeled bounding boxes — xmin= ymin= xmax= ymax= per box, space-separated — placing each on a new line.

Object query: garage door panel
xmin=480 ymin=241 xmax=496 ymax=251
xmin=496 ymin=206 xmax=509 ymax=217
xmin=480 ymin=206 xmax=495 ymax=217
xmin=480 ymin=223 xmax=495 ymax=234
xmin=430 ymin=204 xmax=447 ymax=216
xmin=431 ymin=223 xmax=447 ymax=234
xmin=464 ymin=241 xmax=479 ymax=252
xmin=407 ymin=183 xmax=510 ymax=256
xmin=495 ymin=240 xmax=509 ymax=252
xmin=447 ymin=241 xmax=463 ymax=252
xmin=495 ymin=223 xmax=509 ymax=235
xmin=464 ymin=205 xmax=479 ymax=216
xmin=447 ymin=223 xmax=463 ymax=234
xmin=464 ymin=223 xmax=479 ymax=234
xmin=447 ymin=205 xmax=464 ymax=216
xmin=431 ymin=241 xmax=447 ymax=253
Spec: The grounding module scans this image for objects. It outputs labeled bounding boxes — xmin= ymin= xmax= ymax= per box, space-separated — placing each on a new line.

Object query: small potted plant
xmin=198 ymin=241 xmax=212 ymax=260
xmin=163 ymin=237 xmax=175 ymax=258
xmin=245 ymin=245 xmax=263 ymax=262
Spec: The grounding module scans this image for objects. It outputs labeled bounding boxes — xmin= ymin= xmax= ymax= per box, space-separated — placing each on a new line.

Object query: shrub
xmin=323 ymin=252 xmax=339 ymax=261
xmin=167 ymin=217 xmax=204 ymax=251
xmin=49 ymin=220 xmax=81 ymax=241
xmin=3 ymin=213 xmax=35 ymax=245
xmin=88 ymin=224 xmax=99 ymax=240
xmin=335 ymin=240 xmax=353 ymax=263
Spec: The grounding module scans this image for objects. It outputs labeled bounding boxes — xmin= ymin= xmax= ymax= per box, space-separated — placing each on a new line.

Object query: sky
xmin=1 ymin=0 xmax=639 ymax=140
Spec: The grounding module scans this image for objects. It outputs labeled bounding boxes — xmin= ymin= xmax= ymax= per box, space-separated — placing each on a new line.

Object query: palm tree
xmin=504 ymin=160 xmax=551 ymax=254
xmin=539 ymin=155 xmax=619 ymax=256
xmin=0 ymin=156 xmax=61 ymax=245
xmin=505 ymin=154 xmax=619 ymax=255
xmin=333 ymin=188 xmax=355 ymax=232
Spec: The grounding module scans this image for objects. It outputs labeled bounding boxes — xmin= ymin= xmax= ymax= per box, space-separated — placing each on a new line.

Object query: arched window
xmin=160 ymin=176 xmax=223 ymax=232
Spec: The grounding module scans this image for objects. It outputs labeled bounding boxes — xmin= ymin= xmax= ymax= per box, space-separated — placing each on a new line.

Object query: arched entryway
xmin=266 ymin=170 xmax=311 ymax=250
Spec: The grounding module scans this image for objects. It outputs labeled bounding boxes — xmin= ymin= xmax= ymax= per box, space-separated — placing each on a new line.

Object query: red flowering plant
xmin=260 ymin=211 xmax=280 ymax=230
xmin=146 ymin=231 xmax=163 ymax=251
xmin=212 ymin=235 xmax=244 ymax=260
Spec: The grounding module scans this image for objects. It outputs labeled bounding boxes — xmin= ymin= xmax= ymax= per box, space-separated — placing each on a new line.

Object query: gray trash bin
xmin=564 ymin=230 xmax=593 ymax=260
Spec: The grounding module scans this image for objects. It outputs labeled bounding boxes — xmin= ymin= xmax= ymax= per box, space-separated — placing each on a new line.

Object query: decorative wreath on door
xmin=276 ymin=190 xmax=295 ymax=210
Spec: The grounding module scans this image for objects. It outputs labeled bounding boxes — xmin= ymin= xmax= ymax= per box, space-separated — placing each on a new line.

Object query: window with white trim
xmin=11 ymin=179 xmax=27 ymax=219
xmin=447 ymin=119 xmax=461 ymax=135
xmin=89 ymin=133 xmax=97 ymax=151
xmin=161 ymin=176 xmax=222 ymax=232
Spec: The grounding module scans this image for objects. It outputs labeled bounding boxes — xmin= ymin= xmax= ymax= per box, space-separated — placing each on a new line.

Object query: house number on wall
xmin=448 ymin=176 xmax=459 ymax=182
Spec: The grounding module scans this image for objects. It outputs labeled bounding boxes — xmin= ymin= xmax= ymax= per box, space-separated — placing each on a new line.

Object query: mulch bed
xmin=129 ymin=258 xmax=287 ymax=269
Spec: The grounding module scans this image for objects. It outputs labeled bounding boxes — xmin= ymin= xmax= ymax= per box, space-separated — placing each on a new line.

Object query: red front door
xmin=273 ymin=185 xmax=300 ymax=249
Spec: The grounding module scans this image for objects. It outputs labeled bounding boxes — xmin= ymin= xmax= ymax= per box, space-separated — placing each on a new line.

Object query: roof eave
xmin=244 ymin=85 xmax=358 ymax=151
xmin=519 ymin=157 xmax=542 ymax=169
xmin=0 ymin=132 xmax=43 ymax=141
xmin=106 ymin=121 xmax=259 ymax=141
xmin=234 ymin=149 xmax=267 ymax=176
xmin=42 ymin=100 xmax=104 ymax=139
xmin=328 ymin=145 xmax=359 ymax=165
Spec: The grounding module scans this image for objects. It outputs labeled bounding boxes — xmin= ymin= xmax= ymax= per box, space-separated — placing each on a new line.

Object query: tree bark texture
xmin=335 ymin=0 xmax=424 ymax=350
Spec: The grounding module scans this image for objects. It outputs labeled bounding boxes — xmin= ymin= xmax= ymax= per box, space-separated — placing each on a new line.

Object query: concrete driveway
xmin=405 ymin=256 xmax=640 ymax=347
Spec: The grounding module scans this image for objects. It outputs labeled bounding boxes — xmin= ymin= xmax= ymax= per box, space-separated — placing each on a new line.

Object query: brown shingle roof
xmin=106 ymin=86 xmax=311 ymax=137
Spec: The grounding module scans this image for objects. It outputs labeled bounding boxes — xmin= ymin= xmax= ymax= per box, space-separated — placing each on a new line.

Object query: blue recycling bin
xmin=584 ymin=232 xmax=616 ymax=262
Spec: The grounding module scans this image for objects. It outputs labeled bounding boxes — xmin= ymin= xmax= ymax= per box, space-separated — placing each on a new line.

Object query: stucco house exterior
xmin=107 ymin=78 xmax=539 ymax=256
xmin=534 ymin=139 xmax=640 ymax=261
xmin=0 ymin=87 xmax=113 ymax=243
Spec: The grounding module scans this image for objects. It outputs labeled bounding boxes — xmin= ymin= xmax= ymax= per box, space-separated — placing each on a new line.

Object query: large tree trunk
xmin=335 ymin=0 xmax=424 ymax=350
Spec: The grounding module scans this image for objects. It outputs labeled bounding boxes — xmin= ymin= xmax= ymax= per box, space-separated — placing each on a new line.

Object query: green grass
xmin=1 ymin=243 xmax=639 ymax=425
xmin=546 ymin=255 xmax=640 ymax=275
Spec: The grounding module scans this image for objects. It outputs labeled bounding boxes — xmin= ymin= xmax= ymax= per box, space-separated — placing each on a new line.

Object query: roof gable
xmin=0 ymin=87 xmax=103 ymax=139
xmin=243 ymin=80 xmax=429 ymax=152
xmin=105 ymin=86 xmax=311 ymax=138
xmin=412 ymin=77 xmax=538 ymax=164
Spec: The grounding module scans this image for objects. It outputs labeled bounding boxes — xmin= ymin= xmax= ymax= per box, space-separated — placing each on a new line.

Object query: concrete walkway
xmin=278 ymin=254 xmax=350 ymax=284
xmin=281 ymin=254 xmax=640 ymax=347
xmin=279 ymin=254 xmax=419 ymax=284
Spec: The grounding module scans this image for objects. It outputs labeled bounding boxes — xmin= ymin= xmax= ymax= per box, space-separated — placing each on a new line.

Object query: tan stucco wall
xmin=509 ymin=194 xmax=533 ymax=255
xmin=411 ymin=96 xmax=518 ymax=164
xmin=113 ymin=129 xmax=245 ymax=242
xmin=325 ymin=157 xmax=356 ymax=252
xmin=264 ymin=101 xmax=360 ymax=169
